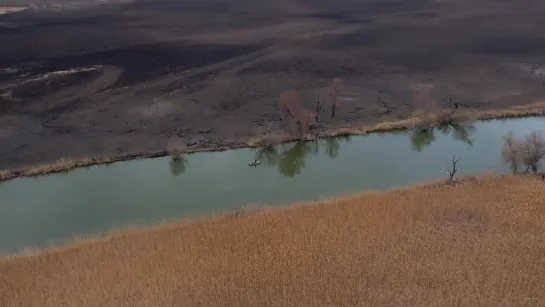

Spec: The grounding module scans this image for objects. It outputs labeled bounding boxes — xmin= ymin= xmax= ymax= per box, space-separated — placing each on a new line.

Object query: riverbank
xmin=1 ymin=102 xmax=544 ymax=182
xmin=4 ymin=0 xmax=545 ymax=173
xmin=1 ymin=174 xmax=544 ymax=306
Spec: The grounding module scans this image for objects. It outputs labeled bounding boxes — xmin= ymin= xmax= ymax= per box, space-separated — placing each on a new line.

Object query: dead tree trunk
xmin=329 ymin=77 xmax=343 ymax=118
xmin=446 ymin=155 xmax=461 ymax=183
xmin=315 ymin=93 xmax=326 ymax=122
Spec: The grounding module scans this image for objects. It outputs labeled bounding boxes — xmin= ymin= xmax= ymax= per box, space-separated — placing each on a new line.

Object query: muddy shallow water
xmin=0 ymin=117 xmax=544 ymax=253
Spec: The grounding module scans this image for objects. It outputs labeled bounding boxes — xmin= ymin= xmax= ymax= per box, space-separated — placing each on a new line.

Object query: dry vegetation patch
xmin=1 ymin=175 xmax=545 ymax=306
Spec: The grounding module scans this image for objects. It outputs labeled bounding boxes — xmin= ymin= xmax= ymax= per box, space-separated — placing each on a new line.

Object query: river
xmin=0 ymin=117 xmax=544 ymax=253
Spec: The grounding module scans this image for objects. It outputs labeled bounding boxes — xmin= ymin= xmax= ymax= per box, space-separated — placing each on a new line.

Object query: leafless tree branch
xmin=446 ymin=155 xmax=461 ymax=183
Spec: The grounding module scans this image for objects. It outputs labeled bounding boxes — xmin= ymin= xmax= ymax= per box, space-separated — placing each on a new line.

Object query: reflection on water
xmin=411 ymin=124 xmax=476 ymax=152
xmin=253 ymin=136 xmax=352 ymax=177
xmin=165 ymin=125 xmax=476 ymax=178
xmin=324 ymin=135 xmax=352 ymax=159
xmin=252 ymin=124 xmax=475 ymax=177
xmin=411 ymin=129 xmax=436 ymax=152
xmin=169 ymin=157 xmax=187 ymax=177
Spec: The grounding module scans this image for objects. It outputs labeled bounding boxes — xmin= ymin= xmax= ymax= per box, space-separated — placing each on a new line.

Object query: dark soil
xmin=2 ymin=0 xmax=545 ymax=170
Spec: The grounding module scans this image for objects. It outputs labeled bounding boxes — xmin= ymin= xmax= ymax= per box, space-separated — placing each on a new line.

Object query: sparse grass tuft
xmin=1 ymin=175 xmax=545 ymax=306
xmin=0 ymin=170 xmax=10 ymax=180
xmin=0 ymin=151 xmax=168 ymax=182
xmin=246 ymin=132 xmax=297 ymax=147
xmin=478 ymin=101 xmax=545 ymax=120
xmin=368 ymin=116 xmax=423 ymax=132
xmin=25 ymin=158 xmax=82 ymax=176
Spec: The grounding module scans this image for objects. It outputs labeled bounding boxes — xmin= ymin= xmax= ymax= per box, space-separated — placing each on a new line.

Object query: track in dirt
xmin=1 ymin=0 xmax=545 ymax=170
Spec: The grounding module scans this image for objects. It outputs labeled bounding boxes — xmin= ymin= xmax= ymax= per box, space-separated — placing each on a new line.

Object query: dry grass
xmin=0 ymin=170 xmax=10 ymax=180
xmin=0 ymin=151 xmax=169 ymax=181
xmin=1 ymin=175 xmax=545 ymax=307
xmin=0 ymin=157 xmax=105 ymax=181
xmin=477 ymin=100 xmax=545 ymax=120
xmin=246 ymin=131 xmax=298 ymax=147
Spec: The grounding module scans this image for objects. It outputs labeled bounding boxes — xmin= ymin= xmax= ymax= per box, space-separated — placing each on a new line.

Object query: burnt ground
xmin=2 ymin=0 xmax=545 ymax=169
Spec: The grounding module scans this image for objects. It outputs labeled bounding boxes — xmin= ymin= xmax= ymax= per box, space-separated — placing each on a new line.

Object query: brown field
xmin=1 ymin=175 xmax=545 ymax=306
xmin=2 ymin=0 xmax=545 ymax=170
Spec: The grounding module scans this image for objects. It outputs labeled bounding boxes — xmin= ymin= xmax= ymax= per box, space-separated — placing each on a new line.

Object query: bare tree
xmin=278 ymin=90 xmax=316 ymax=137
xmin=446 ymin=155 xmax=461 ymax=183
xmin=501 ymin=131 xmax=545 ymax=174
xmin=501 ymin=132 xmax=524 ymax=173
xmin=412 ymin=84 xmax=436 ymax=115
xmin=315 ymin=93 xmax=327 ymax=121
xmin=447 ymin=97 xmax=460 ymax=109
xmin=329 ymin=77 xmax=343 ymax=118
xmin=167 ymin=137 xmax=186 ymax=160
xmin=435 ymin=108 xmax=457 ymax=125
xmin=523 ymin=131 xmax=545 ymax=174
xmin=420 ymin=98 xmax=456 ymax=125
xmin=411 ymin=86 xmax=464 ymax=126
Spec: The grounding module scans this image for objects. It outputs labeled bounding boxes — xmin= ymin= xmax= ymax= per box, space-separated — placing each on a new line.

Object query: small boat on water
xmin=248 ymin=159 xmax=261 ymax=166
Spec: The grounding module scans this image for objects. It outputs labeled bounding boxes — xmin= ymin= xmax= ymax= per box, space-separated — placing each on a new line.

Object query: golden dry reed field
xmin=1 ymin=175 xmax=545 ymax=307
